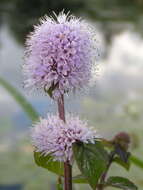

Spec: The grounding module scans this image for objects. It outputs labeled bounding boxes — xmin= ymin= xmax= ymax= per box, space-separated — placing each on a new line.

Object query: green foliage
xmin=34 ymin=152 xmax=64 ymax=176
xmin=72 ymin=174 xmax=88 ymax=184
xmin=73 ymin=141 xmax=109 ymax=189
xmin=0 ymin=77 xmax=39 ymax=122
xmin=113 ymin=157 xmax=130 ymax=171
xmin=57 ymin=183 xmax=63 ymax=190
xmin=106 ymin=176 xmax=138 ymax=190
xmin=44 ymin=83 xmax=58 ymax=98
xmin=130 ymin=155 xmax=143 ymax=170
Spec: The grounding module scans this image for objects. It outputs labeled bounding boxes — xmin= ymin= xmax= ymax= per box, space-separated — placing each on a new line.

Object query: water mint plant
xmin=24 ymin=12 xmax=138 ymax=190
xmin=31 ymin=115 xmax=98 ymax=163
xmin=24 ymin=12 xmax=97 ymax=99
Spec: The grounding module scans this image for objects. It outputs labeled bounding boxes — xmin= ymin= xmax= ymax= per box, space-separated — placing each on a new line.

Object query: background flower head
xmin=31 ymin=114 xmax=98 ymax=163
xmin=24 ymin=12 xmax=98 ymax=99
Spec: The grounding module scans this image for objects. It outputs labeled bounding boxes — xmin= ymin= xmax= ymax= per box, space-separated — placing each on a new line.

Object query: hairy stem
xmin=57 ymin=95 xmax=72 ymax=190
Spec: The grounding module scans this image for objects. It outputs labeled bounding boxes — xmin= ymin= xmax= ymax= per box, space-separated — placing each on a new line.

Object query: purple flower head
xmin=24 ymin=12 xmax=97 ymax=99
xmin=31 ymin=114 xmax=98 ymax=163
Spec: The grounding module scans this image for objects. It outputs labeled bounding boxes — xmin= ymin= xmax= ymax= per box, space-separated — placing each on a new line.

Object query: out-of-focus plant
xmin=0 ymin=77 xmax=38 ymax=122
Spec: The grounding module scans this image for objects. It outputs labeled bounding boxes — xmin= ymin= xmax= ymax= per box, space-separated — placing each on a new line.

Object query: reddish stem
xmin=57 ymin=95 xmax=72 ymax=190
xmin=57 ymin=95 xmax=65 ymax=122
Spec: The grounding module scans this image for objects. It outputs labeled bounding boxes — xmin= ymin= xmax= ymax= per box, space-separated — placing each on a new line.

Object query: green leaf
xmin=73 ymin=141 xmax=109 ymax=189
xmin=56 ymin=183 xmax=63 ymax=190
xmin=101 ymin=138 xmax=113 ymax=148
xmin=44 ymin=83 xmax=58 ymax=98
xmin=131 ymin=155 xmax=143 ymax=169
xmin=106 ymin=176 xmax=138 ymax=190
xmin=72 ymin=174 xmax=88 ymax=184
xmin=113 ymin=157 xmax=130 ymax=171
xmin=34 ymin=152 xmax=64 ymax=176
xmin=0 ymin=77 xmax=39 ymax=122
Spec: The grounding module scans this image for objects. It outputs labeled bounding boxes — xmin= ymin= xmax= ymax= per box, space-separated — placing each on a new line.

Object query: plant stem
xmin=97 ymin=152 xmax=115 ymax=190
xmin=58 ymin=95 xmax=66 ymax=122
xmin=64 ymin=161 xmax=72 ymax=190
xmin=57 ymin=95 xmax=72 ymax=190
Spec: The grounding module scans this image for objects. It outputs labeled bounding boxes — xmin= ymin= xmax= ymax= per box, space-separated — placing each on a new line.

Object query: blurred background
xmin=0 ymin=0 xmax=143 ymax=189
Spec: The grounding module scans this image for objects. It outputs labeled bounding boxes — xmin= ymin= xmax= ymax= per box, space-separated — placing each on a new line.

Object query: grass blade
xmin=0 ymin=76 xmax=39 ymax=122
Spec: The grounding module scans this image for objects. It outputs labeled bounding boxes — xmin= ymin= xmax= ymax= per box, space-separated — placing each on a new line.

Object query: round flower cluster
xmin=31 ymin=115 xmax=97 ymax=163
xmin=24 ymin=12 xmax=97 ymax=99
